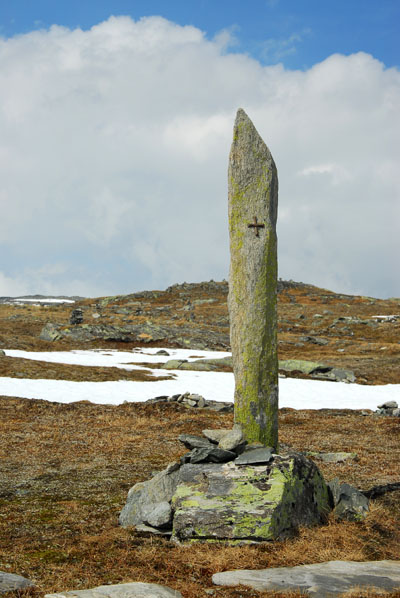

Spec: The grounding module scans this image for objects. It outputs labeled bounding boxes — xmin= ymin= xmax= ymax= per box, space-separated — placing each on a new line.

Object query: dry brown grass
xmin=0 ymin=282 xmax=399 ymax=596
xmin=0 ymin=398 xmax=399 ymax=598
xmin=0 ymin=356 xmax=173 ymax=383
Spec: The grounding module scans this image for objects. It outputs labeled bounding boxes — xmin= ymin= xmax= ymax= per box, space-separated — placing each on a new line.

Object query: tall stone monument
xmin=228 ymin=108 xmax=278 ymax=449
xmin=119 ymin=111 xmax=331 ymax=543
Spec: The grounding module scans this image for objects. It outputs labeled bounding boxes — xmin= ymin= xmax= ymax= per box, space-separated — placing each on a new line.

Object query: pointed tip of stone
xmin=235 ymin=107 xmax=250 ymax=123
xmin=233 ymin=108 xmax=259 ymax=140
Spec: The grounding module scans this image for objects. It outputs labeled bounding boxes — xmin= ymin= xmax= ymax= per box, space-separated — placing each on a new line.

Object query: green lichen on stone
xmin=171 ymin=455 xmax=330 ymax=544
xmin=228 ymin=108 xmax=279 ymax=449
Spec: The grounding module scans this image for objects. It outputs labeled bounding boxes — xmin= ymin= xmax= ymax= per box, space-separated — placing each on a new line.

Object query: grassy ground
xmin=0 ymin=281 xmax=399 ymax=596
xmin=0 ymin=397 xmax=399 ymax=598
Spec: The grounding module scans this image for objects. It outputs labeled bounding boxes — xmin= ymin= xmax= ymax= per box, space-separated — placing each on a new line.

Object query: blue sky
xmin=0 ymin=1 xmax=399 ymax=298
xmin=1 ymin=0 xmax=398 ymax=69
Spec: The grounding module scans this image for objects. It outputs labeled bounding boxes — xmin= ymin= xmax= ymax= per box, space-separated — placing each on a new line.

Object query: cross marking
xmin=247 ymin=216 xmax=265 ymax=237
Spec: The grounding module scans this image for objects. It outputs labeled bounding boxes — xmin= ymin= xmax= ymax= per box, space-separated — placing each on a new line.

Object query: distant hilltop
xmin=0 ymin=295 xmax=85 ymax=305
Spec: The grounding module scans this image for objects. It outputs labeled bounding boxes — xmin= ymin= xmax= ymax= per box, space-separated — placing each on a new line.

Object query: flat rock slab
xmin=235 ymin=447 xmax=274 ymax=465
xmin=0 ymin=572 xmax=34 ymax=594
xmin=45 ymin=582 xmax=182 ymax=598
xmin=212 ymin=560 xmax=400 ymax=597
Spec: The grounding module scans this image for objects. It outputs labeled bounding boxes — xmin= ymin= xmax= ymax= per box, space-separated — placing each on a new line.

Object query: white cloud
xmin=259 ymin=28 xmax=312 ymax=62
xmin=0 ymin=17 xmax=399 ymax=298
xmin=0 ymin=272 xmax=28 ymax=296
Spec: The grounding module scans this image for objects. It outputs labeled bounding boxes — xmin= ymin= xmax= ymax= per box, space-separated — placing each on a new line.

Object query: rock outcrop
xmin=45 ymin=582 xmax=182 ymax=598
xmin=212 ymin=560 xmax=400 ymax=597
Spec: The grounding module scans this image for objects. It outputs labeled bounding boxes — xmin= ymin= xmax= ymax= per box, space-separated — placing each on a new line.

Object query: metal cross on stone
xmin=228 ymin=108 xmax=279 ymax=450
xmin=248 ymin=216 xmax=265 ymax=237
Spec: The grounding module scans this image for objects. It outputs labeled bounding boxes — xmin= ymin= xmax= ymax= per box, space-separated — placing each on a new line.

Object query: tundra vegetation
xmin=0 ymin=280 xmax=399 ymax=597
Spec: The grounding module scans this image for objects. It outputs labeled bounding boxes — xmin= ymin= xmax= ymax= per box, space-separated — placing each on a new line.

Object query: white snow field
xmin=0 ymin=348 xmax=397 ymax=410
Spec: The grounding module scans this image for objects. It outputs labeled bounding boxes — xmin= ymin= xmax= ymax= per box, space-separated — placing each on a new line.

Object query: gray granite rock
xmin=163 ymin=360 xmax=189 ymax=370
xmin=218 ymin=426 xmax=244 ymax=452
xmin=144 ymin=501 xmax=172 ymax=529
xmin=178 ymin=434 xmax=213 ymax=450
xmin=278 ymin=360 xmax=355 ymax=382
xmin=202 ymin=429 xmax=229 ymax=444
xmin=45 ymin=582 xmax=182 ymax=598
xmin=0 ymin=572 xmax=34 ymax=594
xmin=378 ymin=400 xmax=398 ymax=409
xmin=70 ymin=308 xmax=84 ymax=325
xmin=310 ymin=451 xmax=357 ymax=463
xmin=212 ymin=560 xmax=400 ymax=597
xmin=119 ymin=463 xmax=180 ymax=527
xmin=234 ymin=447 xmax=274 ymax=465
xmin=39 ymin=322 xmax=63 ymax=341
xmin=328 ymin=479 xmax=369 ymax=521
xmin=188 ymin=447 xmax=236 ymax=464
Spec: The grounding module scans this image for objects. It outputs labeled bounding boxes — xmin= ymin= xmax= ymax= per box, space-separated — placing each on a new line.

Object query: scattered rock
xmin=278 ymin=360 xmax=355 ymax=383
xmin=328 ymin=478 xmax=369 ymax=521
xmin=212 ymin=560 xmax=400 ymax=597
xmin=163 ymin=360 xmax=189 ymax=370
xmin=38 ymin=322 xmax=229 ymax=350
xmin=0 ymin=572 xmax=34 ymax=594
xmin=299 ymin=335 xmax=329 ymax=345
xmin=45 ymin=582 xmax=182 ymax=598
xmin=156 ymin=349 xmax=170 ymax=356
xmin=39 ymin=322 xmax=63 ymax=341
xmin=119 ymin=462 xmax=181 ymax=527
xmin=0 ymin=350 xmax=5 ymax=357
xmin=279 ymin=359 xmax=324 ymax=375
xmin=376 ymin=400 xmax=399 ymax=416
xmin=378 ymin=400 xmax=398 ymax=409
xmin=309 ymin=451 xmax=357 ymax=463
xmin=146 ymin=394 xmax=233 ymax=413
xmin=70 ymin=308 xmax=84 ymax=325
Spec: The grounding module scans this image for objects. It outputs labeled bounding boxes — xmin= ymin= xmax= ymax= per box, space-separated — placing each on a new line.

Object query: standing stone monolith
xmin=228 ymin=108 xmax=278 ymax=449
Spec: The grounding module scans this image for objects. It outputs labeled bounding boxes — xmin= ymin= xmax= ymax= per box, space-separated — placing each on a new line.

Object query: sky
xmin=0 ymin=1 xmax=399 ymax=299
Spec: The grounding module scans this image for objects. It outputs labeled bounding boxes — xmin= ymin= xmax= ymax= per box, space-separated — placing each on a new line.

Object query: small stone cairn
xmin=146 ymin=392 xmax=232 ymax=412
xmin=70 ymin=308 xmax=84 ymax=325
xmin=119 ymin=427 xmax=332 ymax=543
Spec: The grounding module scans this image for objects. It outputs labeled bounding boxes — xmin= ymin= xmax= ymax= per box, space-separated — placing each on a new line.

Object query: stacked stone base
xmin=119 ymin=430 xmax=332 ymax=544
